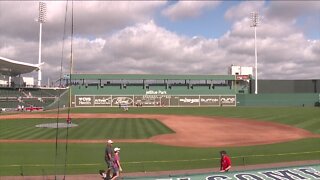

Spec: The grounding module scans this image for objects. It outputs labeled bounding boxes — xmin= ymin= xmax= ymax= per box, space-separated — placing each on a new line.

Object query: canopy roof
xmin=0 ymin=56 xmax=40 ymax=76
xmin=69 ymin=73 xmax=236 ymax=80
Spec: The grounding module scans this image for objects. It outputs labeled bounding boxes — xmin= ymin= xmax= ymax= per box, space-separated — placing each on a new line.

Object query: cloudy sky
xmin=0 ymin=1 xmax=319 ymax=84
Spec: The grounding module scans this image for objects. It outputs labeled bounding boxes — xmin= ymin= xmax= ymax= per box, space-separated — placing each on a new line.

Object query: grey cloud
xmin=265 ymin=1 xmax=320 ymax=22
xmin=1 ymin=1 xmax=319 ymax=85
xmin=0 ymin=2 xmax=39 ymax=42
xmin=0 ymin=1 xmax=166 ymax=42
xmin=72 ymin=1 xmax=166 ymax=36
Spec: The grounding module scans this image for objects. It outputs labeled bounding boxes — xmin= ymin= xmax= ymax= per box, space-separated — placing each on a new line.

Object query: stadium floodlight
xmin=250 ymin=12 xmax=259 ymax=94
xmin=37 ymin=2 xmax=47 ymax=87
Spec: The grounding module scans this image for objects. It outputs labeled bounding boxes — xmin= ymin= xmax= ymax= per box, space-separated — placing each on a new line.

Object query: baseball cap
xmin=107 ymin=139 xmax=113 ymax=144
xmin=114 ymin=147 xmax=120 ymax=152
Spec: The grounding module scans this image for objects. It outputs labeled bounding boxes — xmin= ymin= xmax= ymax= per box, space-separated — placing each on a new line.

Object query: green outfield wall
xmin=71 ymin=93 xmax=320 ymax=107
xmin=237 ymin=93 xmax=320 ymax=107
xmin=250 ymin=80 xmax=320 ymax=93
xmin=70 ymin=88 xmax=320 ymax=107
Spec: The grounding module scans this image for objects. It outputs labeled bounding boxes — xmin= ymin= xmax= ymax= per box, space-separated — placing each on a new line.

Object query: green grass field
xmin=0 ymin=118 xmax=174 ymax=139
xmin=0 ymin=107 xmax=319 ymax=176
xmin=1 ymin=139 xmax=320 ymax=176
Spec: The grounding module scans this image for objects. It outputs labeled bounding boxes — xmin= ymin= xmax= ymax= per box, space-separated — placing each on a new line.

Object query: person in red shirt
xmin=220 ymin=150 xmax=231 ymax=172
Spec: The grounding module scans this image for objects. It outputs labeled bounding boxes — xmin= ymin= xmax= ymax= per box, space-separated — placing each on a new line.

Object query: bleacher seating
xmin=0 ymin=87 xmax=66 ymax=110
xmin=71 ymin=83 xmax=238 ymax=95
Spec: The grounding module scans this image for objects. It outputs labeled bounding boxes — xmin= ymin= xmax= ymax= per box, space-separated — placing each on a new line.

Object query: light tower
xmin=37 ymin=2 xmax=47 ymax=87
xmin=250 ymin=12 xmax=259 ymax=94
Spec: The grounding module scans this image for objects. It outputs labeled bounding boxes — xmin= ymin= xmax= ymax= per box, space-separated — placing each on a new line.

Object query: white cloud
xmin=69 ymin=20 xmax=230 ymax=75
xmin=162 ymin=1 xmax=221 ymax=21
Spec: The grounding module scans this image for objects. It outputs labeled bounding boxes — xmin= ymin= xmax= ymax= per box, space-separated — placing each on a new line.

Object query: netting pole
xmin=55 ymin=0 xmax=69 ymax=179
xmin=63 ymin=0 xmax=74 ymax=179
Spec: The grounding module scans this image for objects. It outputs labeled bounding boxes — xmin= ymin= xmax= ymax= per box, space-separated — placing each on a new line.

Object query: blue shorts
xmin=113 ymin=165 xmax=119 ymax=173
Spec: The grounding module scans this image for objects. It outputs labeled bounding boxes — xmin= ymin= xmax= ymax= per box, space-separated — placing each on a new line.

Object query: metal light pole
xmin=37 ymin=2 xmax=47 ymax=87
xmin=251 ymin=12 xmax=259 ymax=94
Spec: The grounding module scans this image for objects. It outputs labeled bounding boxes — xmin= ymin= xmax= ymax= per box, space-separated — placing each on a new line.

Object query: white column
xmin=38 ymin=22 xmax=42 ymax=87
xmin=254 ymin=26 xmax=258 ymax=94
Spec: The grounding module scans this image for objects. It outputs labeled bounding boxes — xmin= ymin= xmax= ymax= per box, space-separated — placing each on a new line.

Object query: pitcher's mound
xmin=35 ymin=123 xmax=78 ymax=128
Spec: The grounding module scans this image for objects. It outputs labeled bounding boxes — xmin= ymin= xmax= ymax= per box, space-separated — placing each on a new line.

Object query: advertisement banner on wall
xmin=221 ymin=95 xmax=236 ymax=106
xmin=170 ymin=96 xmax=200 ymax=106
xmin=111 ymin=96 xmax=134 ymax=106
xmin=74 ymin=95 xmax=236 ymax=107
xmin=134 ymin=95 xmax=158 ymax=106
xmin=75 ymin=96 xmax=94 ymax=107
xmin=200 ymin=96 xmax=220 ymax=106
xmin=134 ymin=95 xmax=171 ymax=107
xmin=94 ymin=96 xmax=112 ymax=106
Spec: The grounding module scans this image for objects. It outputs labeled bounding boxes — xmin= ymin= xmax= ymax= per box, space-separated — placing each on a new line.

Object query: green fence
xmin=237 ymin=93 xmax=320 ymax=107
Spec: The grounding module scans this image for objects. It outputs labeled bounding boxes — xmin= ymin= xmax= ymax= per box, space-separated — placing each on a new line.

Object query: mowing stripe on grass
xmin=124 ymin=118 xmax=133 ymax=138
xmin=4 ymin=127 xmax=36 ymax=139
xmin=0 ymin=118 xmax=173 ymax=140
xmin=141 ymin=118 xmax=153 ymax=137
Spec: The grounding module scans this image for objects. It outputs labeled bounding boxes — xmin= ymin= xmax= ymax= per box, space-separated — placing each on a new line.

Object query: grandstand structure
xmin=67 ymin=69 xmax=320 ymax=108
xmin=68 ymin=73 xmax=251 ymax=107
xmin=0 ymin=56 xmax=66 ymax=111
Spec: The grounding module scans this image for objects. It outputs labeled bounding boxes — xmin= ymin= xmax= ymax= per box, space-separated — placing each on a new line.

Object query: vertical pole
xmin=69 ymin=55 xmax=73 ymax=108
xmin=69 ymin=1 xmax=74 ymax=108
xmin=254 ymin=26 xmax=258 ymax=94
xmin=38 ymin=22 xmax=42 ymax=87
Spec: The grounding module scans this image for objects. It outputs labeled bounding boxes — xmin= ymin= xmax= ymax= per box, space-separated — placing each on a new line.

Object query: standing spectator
xmin=66 ymin=117 xmax=72 ymax=124
xmin=219 ymin=150 xmax=231 ymax=172
xmin=111 ymin=147 xmax=122 ymax=180
xmin=17 ymin=105 xmax=21 ymax=111
xmin=103 ymin=139 xmax=114 ymax=179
